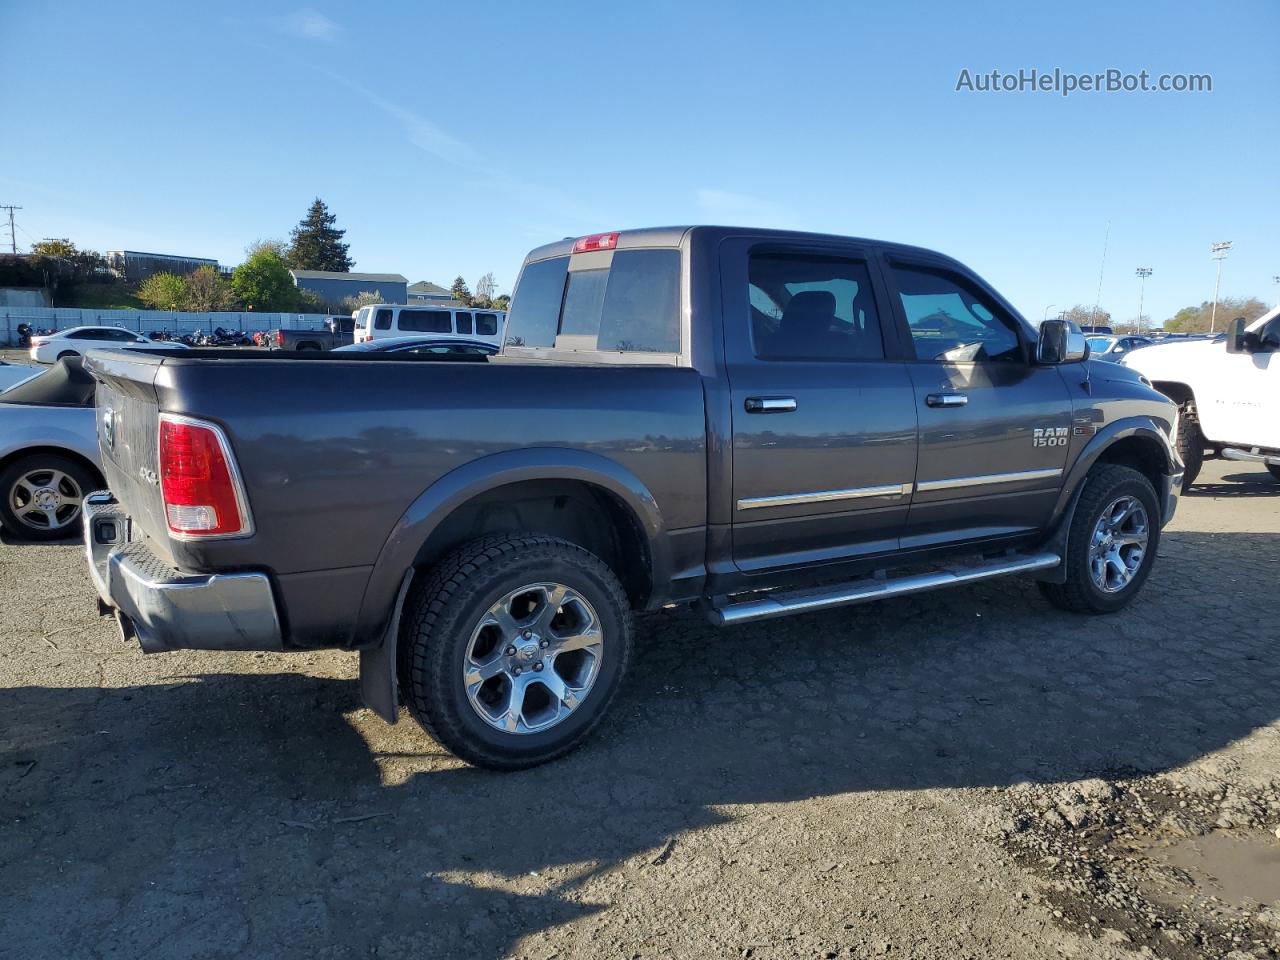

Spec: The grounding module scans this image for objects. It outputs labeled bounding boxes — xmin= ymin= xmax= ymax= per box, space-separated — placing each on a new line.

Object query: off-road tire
xmin=1175 ymin=402 xmax=1203 ymax=490
xmin=0 ymin=453 xmax=96 ymax=542
xmin=397 ymin=534 xmax=634 ymax=770
xmin=1038 ymin=464 xmax=1161 ymax=615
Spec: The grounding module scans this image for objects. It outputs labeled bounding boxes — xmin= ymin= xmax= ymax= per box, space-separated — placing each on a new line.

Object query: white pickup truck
xmin=1123 ymin=304 xmax=1280 ymax=488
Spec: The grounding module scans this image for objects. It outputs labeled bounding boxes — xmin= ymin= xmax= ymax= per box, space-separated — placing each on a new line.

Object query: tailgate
xmin=84 ymin=350 xmax=173 ymax=559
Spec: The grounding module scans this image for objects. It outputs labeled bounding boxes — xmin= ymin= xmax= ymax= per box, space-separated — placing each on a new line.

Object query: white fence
xmin=1 ymin=307 xmax=334 ymax=346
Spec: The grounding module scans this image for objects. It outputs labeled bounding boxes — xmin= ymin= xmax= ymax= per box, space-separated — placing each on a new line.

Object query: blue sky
xmin=3 ymin=0 xmax=1276 ymax=323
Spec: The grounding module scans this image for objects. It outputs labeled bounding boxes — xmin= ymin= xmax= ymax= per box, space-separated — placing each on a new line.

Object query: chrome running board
xmin=706 ymin=552 xmax=1061 ymax=626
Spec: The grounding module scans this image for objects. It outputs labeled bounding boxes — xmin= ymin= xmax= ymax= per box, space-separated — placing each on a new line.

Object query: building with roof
xmin=106 ymin=250 xmax=220 ymax=282
xmin=407 ymin=280 xmax=452 ymax=303
xmin=289 ymin=269 xmax=408 ymax=309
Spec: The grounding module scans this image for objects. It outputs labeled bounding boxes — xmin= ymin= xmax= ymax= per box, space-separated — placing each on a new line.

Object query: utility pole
xmin=1135 ymin=267 xmax=1152 ymax=335
xmin=0 ymin=205 xmax=21 ymax=254
xmin=1209 ymin=241 xmax=1232 ymax=333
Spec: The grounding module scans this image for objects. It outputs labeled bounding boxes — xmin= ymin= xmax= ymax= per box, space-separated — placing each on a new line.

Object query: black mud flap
xmin=358 ymin=570 xmax=414 ymax=724
xmin=1031 ymin=483 xmax=1085 ymax=586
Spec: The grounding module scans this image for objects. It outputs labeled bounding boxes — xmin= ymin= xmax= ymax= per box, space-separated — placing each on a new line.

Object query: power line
xmin=0 ymin=205 xmax=21 ymax=254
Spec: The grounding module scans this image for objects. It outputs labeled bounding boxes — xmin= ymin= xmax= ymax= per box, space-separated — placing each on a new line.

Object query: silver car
xmin=0 ymin=358 xmax=100 ymax=540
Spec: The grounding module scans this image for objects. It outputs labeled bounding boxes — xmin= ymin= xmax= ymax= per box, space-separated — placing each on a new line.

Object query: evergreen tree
xmin=450 ymin=275 xmax=473 ymax=306
xmin=286 ymin=198 xmax=353 ymax=272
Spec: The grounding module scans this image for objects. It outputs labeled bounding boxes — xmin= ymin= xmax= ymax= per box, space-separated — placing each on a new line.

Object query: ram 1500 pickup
xmin=83 ymin=226 xmax=1182 ymax=769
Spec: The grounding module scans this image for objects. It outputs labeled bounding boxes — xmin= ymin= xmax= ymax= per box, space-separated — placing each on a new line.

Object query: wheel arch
xmin=0 ymin=445 xmax=104 ymax=489
xmin=1058 ymin=418 xmax=1178 ymax=514
xmin=355 ymin=449 xmax=669 ymax=722
xmin=1150 ymin=380 xmax=1195 ymax=409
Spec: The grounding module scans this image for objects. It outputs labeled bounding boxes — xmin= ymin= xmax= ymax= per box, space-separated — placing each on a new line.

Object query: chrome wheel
xmin=9 ymin=467 xmax=83 ymax=533
xmin=463 ymin=582 xmax=604 ymax=735
xmin=1089 ymin=495 xmax=1149 ymax=593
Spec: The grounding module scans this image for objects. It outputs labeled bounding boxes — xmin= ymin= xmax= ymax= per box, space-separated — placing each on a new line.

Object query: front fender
xmin=1051 ymin=415 xmax=1182 ymax=528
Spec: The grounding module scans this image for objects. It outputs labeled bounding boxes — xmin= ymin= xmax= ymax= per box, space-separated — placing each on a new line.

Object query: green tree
xmin=340 ymin=290 xmax=384 ymax=313
xmin=450 ymin=275 xmax=472 ymax=306
xmin=31 ymin=238 xmax=80 ymax=259
xmin=232 ymin=248 xmax=300 ymax=312
xmin=1163 ymin=297 xmax=1268 ymax=334
xmin=138 ymin=272 xmax=187 ymax=310
xmin=179 ymin=265 xmax=236 ymax=311
xmin=491 ymin=294 xmax=511 ymax=312
xmin=286 ymin=198 xmax=353 ymax=272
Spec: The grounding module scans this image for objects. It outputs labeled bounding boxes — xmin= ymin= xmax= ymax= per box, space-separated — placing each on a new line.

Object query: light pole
xmin=1042 ymin=304 xmax=1056 ymax=323
xmin=1209 ymin=241 xmax=1232 ymax=333
xmin=1135 ymin=268 xmax=1152 ymax=335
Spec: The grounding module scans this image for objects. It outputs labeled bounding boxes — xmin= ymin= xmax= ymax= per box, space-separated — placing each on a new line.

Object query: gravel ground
xmin=1 ymin=459 xmax=1277 ymax=960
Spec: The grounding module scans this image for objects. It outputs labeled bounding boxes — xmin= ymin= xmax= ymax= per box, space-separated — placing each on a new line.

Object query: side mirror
xmin=1225 ymin=316 xmax=1249 ymax=354
xmin=1037 ymin=320 xmax=1089 ymax=364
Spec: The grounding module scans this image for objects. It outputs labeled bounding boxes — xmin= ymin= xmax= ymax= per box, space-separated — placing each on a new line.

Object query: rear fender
xmin=356 ymin=448 xmax=669 ymax=722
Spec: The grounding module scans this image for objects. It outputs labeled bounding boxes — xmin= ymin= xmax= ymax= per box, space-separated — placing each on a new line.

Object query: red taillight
xmin=158 ymin=415 xmax=252 ymax=538
xmin=572 ymin=232 xmax=619 ymax=254
xmin=274 ymin=329 xmax=284 ymax=346
xmin=31 ymin=338 xmax=49 ymax=347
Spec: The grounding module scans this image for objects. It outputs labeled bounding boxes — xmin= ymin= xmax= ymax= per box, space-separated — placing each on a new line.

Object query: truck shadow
xmin=2 ymin=530 xmax=1277 ymax=958
xmin=1184 ymin=469 xmax=1280 ymax=498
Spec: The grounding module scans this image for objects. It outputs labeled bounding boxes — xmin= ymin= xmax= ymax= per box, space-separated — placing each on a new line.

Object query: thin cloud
xmin=343 ymin=81 xmax=479 ymax=166
xmin=276 ymin=9 xmax=341 ymax=42
xmin=332 ymin=74 xmax=597 ymax=222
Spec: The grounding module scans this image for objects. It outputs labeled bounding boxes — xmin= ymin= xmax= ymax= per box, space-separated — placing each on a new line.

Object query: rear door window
xmin=455 ymin=311 xmax=473 ymax=335
xmin=374 ymin=309 xmax=392 ymax=330
xmin=475 ymin=312 xmax=499 ymax=336
xmin=748 ymin=254 xmax=884 ymax=361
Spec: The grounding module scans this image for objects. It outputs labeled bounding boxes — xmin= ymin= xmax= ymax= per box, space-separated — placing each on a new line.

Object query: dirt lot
xmin=1 ymin=460 xmax=1278 ymax=960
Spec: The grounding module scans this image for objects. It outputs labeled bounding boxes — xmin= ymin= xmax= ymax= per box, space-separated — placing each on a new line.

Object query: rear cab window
xmin=504 ymin=246 xmax=681 ymax=358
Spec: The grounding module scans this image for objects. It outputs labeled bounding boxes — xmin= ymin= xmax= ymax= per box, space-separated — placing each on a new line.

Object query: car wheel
xmin=397 ymin=534 xmax=634 ymax=770
xmin=1039 ymin=464 xmax=1161 ymax=615
xmin=1267 ymin=464 xmax=1280 ymax=483
xmin=1174 ymin=402 xmax=1203 ymax=490
xmin=0 ymin=453 xmax=96 ymax=541
xmin=56 ymin=350 xmax=80 ymax=362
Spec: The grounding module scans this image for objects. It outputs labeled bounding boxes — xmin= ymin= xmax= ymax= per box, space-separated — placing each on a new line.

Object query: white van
xmin=352 ymin=304 xmax=506 ymax=347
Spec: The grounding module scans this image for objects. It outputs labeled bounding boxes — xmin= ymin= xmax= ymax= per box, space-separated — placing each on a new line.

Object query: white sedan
xmin=29 ymin=326 xmax=189 ymax=364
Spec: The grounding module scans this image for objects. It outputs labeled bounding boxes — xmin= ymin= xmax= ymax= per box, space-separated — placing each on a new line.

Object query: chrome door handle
xmin=745 ymin=396 xmax=798 ymax=414
xmin=926 ymin=393 xmax=968 ymax=408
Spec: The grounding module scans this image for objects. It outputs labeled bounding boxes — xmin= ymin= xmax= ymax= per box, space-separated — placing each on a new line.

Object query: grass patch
xmin=58 ymin=283 xmax=144 ymax=310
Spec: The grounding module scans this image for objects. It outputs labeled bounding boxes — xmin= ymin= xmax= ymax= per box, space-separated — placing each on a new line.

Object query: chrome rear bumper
xmin=83 ymin=492 xmax=283 ymax=653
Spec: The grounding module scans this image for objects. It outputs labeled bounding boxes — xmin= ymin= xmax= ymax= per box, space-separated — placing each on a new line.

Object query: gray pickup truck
xmin=83 ymin=226 xmax=1182 ymax=769
xmin=271 ymin=315 xmax=355 ymax=351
